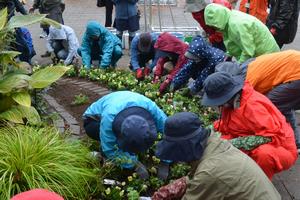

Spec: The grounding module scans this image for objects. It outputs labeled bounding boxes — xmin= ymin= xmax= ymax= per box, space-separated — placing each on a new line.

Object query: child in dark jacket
xmin=170 ymin=35 xmax=225 ymax=95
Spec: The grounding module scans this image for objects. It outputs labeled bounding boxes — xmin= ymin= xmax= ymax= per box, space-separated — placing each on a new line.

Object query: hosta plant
xmin=0 ymin=8 xmax=66 ymax=124
xmin=0 ymin=125 xmax=102 ymax=200
xmin=0 ymin=66 xmax=69 ymax=124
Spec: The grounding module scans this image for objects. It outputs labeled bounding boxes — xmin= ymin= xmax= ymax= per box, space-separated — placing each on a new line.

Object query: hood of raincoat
xmin=154 ymin=32 xmax=189 ymax=56
xmin=187 ymin=35 xmax=220 ymax=59
xmin=204 ymin=3 xmax=230 ymax=30
xmin=49 ymin=25 xmax=67 ymax=40
xmin=86 ymin=21 xmax=102 ymax=37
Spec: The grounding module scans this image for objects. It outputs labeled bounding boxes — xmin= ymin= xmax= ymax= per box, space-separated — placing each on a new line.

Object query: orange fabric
xmin=246 ymin=50 xmax=300 ymax=94
xmin=11 ymin=189 xmax=64 ymax=200
xmin=250 ymin=144 xmax=297 ymax=179
xmin=239 ymin=0 xmax=268 ymax=23
xmin=214 ymin=82 xmax=298 ymax=179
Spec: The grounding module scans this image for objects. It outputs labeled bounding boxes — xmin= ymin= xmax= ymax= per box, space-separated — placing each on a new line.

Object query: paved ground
xmin=24 ymin=0 xmax=300 ymax=198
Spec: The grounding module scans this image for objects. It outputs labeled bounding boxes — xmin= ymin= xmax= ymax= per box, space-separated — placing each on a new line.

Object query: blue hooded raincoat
xmin=83 ymin=91 xmax=167 ymax=169
xmin=79 ymin=21 xmax=122 ymax=68
xmin=171 ymin=36 xmax=225 ymax=93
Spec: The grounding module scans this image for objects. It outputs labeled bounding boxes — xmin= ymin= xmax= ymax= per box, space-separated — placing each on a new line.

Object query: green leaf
xmin=0 ymin=96 xmax=14 ymax=112
xmin=0 ymin=73 xmax=30 ymax=94
xmin=29 ymin=65 xmax=69 ymax=89
xmin=0 ymin=105 xmax=41 ymax=124
xmin=0 ymin=50 xmax=21 ymax=58
xmin=12 ymin=92 xmax=31 ymax=107
xmin=0 ymin=8 xmax=8 ymax=30
xmin=7 ymin=14 xmax=47 ymax=29
xmin=41 ymin=17 xmax=62 ymax=29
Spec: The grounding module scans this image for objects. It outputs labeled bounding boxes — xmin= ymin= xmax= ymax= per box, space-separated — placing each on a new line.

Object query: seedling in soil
xmin=71 ymin=93 xmax=89 ymax=105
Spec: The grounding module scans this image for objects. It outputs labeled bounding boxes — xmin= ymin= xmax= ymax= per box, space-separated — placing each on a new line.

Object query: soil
xmin=48 ymin=78 xmax=102 ymax=133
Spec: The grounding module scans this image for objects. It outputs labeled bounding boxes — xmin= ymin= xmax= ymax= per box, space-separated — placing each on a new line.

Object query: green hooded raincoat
xmin=204 ymin=3 xmax=280 ymax=63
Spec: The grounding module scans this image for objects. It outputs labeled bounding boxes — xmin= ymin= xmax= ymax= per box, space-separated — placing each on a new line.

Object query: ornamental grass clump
xmin=0 ymin=125 xmax=102 ymax=200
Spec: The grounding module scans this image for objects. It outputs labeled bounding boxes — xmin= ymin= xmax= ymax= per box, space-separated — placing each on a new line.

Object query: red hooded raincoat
xmin=214 ymin=82 xmax=298 ymax=179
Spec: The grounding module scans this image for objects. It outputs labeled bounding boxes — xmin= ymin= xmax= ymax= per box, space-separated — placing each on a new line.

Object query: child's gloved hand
xmin=136 ymin=68 xmax=144 ymax=80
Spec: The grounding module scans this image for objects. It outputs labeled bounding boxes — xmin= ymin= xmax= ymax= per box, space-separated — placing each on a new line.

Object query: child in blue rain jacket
xmin=170 ymin=35 xmax=226 ymax=94
xmin=83 ymin=91 xmax=169 ymax=180
xmin=78 ymin=21 xmax=123 ymax=69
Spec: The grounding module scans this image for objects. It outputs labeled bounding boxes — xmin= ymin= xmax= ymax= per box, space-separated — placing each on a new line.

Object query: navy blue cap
xmin=202 ymin=72 xmax=244 ymax=106
xmin=156 ymin=112 xmax=209 ymax=162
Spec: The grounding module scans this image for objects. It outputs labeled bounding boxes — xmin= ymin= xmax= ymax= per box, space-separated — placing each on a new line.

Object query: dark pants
xmin=83 ymin=117 xmax=100 ymax=141
xmin=78 ymin=42 xmax=122 ymax=67
xmin=105 ymin=0 xmax=113 ymax=27
xmin=77 ymin=41 xmax=101 ymax=62
xmin=52 ymin=41 xmax=68 ymax=60
xmin=266 ymin=80 xmax=300 ymax=147
xmin=130 ymin=52 xmax=155 ymax=71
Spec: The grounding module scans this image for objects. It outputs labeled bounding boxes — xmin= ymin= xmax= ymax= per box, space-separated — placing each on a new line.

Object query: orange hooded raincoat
xmin=246 ymin=50 xmax=300 ymax=94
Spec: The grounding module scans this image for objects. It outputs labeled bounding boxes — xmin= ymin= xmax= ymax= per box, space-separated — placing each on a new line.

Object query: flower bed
xmin=65 ymin=67 xmax=218 ymax=199
xmin=66 ymin=67 xmax=218 ymax=124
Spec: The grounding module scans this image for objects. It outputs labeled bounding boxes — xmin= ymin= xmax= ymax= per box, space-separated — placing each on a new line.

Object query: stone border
xmin=43 ymin=78 xmax=111 ymax=136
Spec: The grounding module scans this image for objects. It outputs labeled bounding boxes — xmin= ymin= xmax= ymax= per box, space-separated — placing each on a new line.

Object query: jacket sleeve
xmin=213 ymin=120 xmax=235 ymax=140
xmin=242 ymin=100 xmax=285 ymax=139
xmin=100 ymin=116 xmax=138 ymax=169
xmin=130 ymin=36 xmax=140 ymax=71
xmin=65 ymin=31 xmax=79 ymax=65
xmin=80 ymin=34 xmax=92 ymax=68
xmin=182 ymin=171 xmax=228 ymax=200
xmin=223 ymin=36 xmax=242 ymax=60
xmin=270 ymin=0 xmax=295 ymax=30
xmin=100 ymin=34 xmax=115 ymax=67
xmin=190 ymin=63 xmax=215 ymax=93
xmin=166 ymin=57 xmax=187 ymax=82
xmin=171 ymin=59 xmax=194 ymax=90
xmin=234 ymin=23 xmax=256 ymax=63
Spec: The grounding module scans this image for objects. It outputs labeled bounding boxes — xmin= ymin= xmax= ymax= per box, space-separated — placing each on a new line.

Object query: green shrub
xmin=0 ymin=125 xmax=102 ymax=199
